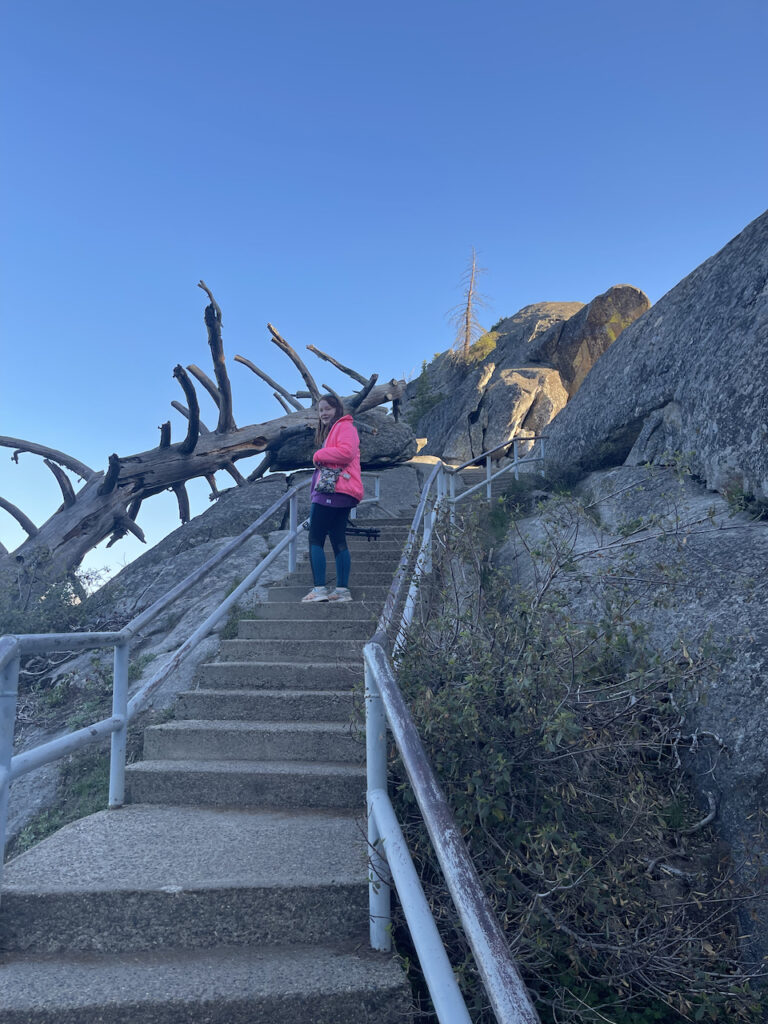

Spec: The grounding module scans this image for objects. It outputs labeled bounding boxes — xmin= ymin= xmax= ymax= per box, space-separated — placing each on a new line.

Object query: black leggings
xmin=308 ymin=504 xmax=352 ymax=587
xmin=308 ymin=503 xmax=351 ymax=553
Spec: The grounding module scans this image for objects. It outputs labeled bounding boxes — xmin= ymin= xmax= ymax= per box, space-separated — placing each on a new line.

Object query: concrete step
xmin=0 ymin=944 xmax=413 ymax=1024
xmin=236 ymin=618 xmax=373 ymax=640
xmin=308 ymin=540 xmax=408 ymax=553
xmin=196 ymin=660 xmax=362 ymax=690
xmin=244 ymin=602 xmax=376 ymax=621
xmin=143 ymin=720 xmax=363 ymax=763
xmin=218 ymin=638 xmax=364 ymax=662
xmin=176 ymin=688 xmax=355 ymax=722
xmin=125 ymin=759 xmax=365 ymax=811
xmin=0 ymin=807 xmax=368 ymax=954
xmin=266 ymin=585 xmax=390 ymax=604
xmin=283 ymin=571 xmax=395 ymax=588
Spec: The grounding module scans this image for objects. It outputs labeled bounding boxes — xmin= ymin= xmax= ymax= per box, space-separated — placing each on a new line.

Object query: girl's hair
xmin=314 ymin=394 xmax=345 ymax=446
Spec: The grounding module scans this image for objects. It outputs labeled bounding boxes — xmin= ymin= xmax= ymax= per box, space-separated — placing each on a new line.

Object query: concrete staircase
xmin=0 ymin=519 xmax=415 ymax=1023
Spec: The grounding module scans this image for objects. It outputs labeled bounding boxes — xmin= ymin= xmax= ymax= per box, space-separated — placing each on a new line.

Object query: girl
xmin=302 ymin=395 xmax=364 ymax=603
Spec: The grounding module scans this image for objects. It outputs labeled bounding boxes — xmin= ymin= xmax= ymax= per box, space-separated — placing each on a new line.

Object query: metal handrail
xmin=1 ymin=443 xmax=542 ymax=1019
xmin=1 ymin=469 xmax=391 ymax=874
xmin=445 ymin=434 xmax=547 ymax=475
xmin=364 ymin=458 xmax=542 ymax=1023
xmin=0 ymin=476 xmax=326 ymax=877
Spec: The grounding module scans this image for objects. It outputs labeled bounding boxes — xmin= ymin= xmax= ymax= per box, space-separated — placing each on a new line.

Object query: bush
xmin=390 ymin=503 xmax=765 ymax=1023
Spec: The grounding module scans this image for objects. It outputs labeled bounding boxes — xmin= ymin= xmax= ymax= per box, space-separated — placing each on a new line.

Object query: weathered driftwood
xmin=0 ymin=286 xmax=406 ymax=599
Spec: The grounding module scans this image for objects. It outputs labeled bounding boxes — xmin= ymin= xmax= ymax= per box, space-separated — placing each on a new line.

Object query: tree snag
xmin=0 ymin=286 xmax=407 ymax=602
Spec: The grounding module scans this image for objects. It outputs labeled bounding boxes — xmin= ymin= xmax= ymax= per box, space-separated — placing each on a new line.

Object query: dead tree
xmin=448 ymin=247 xmax=489 ymax=360
xmin=0 ymin=281 xmax=406 ymax=604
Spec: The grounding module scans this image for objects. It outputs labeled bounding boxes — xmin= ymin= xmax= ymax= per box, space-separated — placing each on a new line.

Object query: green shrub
xmin=390 ymin=505 xmax=765 ymax=1023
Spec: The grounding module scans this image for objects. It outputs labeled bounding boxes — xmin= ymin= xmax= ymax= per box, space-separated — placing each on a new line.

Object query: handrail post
xmin=539 ymin=436 xmax=546 ymax=477
xmin=288 ymin=492 xmax=298 ymax=573
xmin=449 ymin=470 xmax=456 ymax=525
xmin=0 ymin=644 xmax=21 ymax=884
xmin=365 ymin=659 xmax=391 ymax=951
xmin=109 ymin=640 xmax=130 ymax=809
xmin=514 ymin=438 xmax=520 ymax=481
xmin=486 ymin=454 xmax=492 ymax=500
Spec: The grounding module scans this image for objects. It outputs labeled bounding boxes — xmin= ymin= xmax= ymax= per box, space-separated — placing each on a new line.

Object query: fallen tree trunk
xmin=0 ymin=285 xmax=408 ymax=605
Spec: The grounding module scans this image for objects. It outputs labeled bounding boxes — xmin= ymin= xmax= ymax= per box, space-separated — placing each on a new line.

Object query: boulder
xmin=269 ymin=409 xmax=418 ymax=471
xmin=543 ymin=211 xmax=768 ymax=501
xmin=404 ymin=287 xmax=648 ymax=463
xmin=528 ymin=285 xmax=651 ymax=396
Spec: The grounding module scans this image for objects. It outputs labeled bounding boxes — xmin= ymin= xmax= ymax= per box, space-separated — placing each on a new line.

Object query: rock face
xmin=495 ymin=465 xmax=768 ymax=962
xmin=544 ymin=211 xmax=768 ymax=501
xmin=404 ymin=286 xmax=648 ymax=462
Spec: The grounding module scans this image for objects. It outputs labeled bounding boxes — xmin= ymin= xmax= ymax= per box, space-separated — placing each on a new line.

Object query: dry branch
xmin=348 ymin=373 xmax=378 ymax=410
xmin=267 ymin=323 xmax=321 ymax=404
xmin=158 ymin=422 xmax=171 ymax=448
xmin=0 ymin=496 xmax=38 ymax=537
xmin=107 ymin=515 xmax=146 ymax=548
xmin=0 ymin=436 xmax=94 ymax=481
xmin=187 ymin=365 xmax=222 ymax=410
xmin=273 ymin=392 xmax=292 ymax=414
xmin=305 ymin=348 xmax=368 ymax=387
xmin=173 ymin=366 xmax=200 ymax=455
xmin=222 ymin=462 xmax=246 ymax=486
xmin=173 ymin=483 xmax=191 ymax=524
xmin=198 ymin=280 xmax=236 ymax=433
xmin=44 ymin=459 xmax=76 ymax=507
xmin=305 ymin=345 xmax=368 ymax=385
xmin=171 ymin=401 xmax=210 ymax=434
xmin=248 ymin=452 xmax=273 ymax=481
xmin=98 ymin=454 xmax=121 ymax=496
xmin=233 ymin=354 xmax=304 ymax=411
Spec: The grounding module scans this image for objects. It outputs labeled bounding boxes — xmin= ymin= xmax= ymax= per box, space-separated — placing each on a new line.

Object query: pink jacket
xmin=313 ymin=415 xmax=364 ymax=502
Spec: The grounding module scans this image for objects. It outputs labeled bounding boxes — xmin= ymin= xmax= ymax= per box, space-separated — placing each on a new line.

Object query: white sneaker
xmin=302 ymin=586 xmax=329 ymax=603
xmin=328 ymin=587 xmax=352 ymax=603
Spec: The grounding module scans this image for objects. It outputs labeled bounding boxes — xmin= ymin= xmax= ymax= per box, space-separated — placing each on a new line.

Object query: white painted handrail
xmin=363 ymin=448 xmax=543 ymax=1023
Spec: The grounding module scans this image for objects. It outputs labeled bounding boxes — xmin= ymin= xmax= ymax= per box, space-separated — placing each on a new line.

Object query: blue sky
xmin=1 ymin=0 xmax=766 ymax=580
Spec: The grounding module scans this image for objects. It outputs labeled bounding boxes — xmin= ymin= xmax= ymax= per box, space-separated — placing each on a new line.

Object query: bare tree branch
xmin=222 ymin=462 xmax=246 ymax=486
xmin=267 ymin=323 xmax=321 ymax=404
xmin=321 ymin=384 xmax=341 ymax=401
xmin=43 ymin=459 xmax=76 ymax=507
xmin=233 ymin=354 xmax=305 ymax=411
xmin=106 ymin=515 xmax=146 ymax=547
xmin=0 ymin=496 xmax=39 ymax=537
xmin=173 ymin=365 xmax=200 ymax=455
xmin=173 ymin=483 xmax=191 ymax=524
xmin=205 ymin=473 xmax=220 ymax=498
xmin=248 ymin=452 xmax=273 ymax=481
xmin=306 ymin=345 xmax=368 ymax=385
xmin=0 ymin=436 xmax=94 ymax=481
xmin=171 ymin=401 xmax=211 ymax=434
xmin=198 ymin=280 xmax=236 ymax=433
xmin=98 ymin=454 xmax=121 ymax=496
xmin=680 ymin=791 xmax=717 ymax=835
xmin=158 ymin=422 xmax=171 ymax=449
xmin=187 ymin=365 xmax=222 ymax=410
xmin=127 ymin=497 xmax=142 ymax=521
xmin=348 ymin=373 xmax=378 ymax=410
xmin=273 ymin=392 xmax=292 ymax=414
